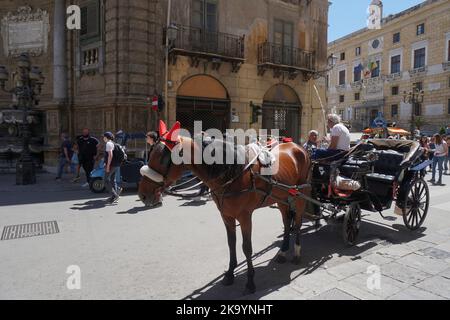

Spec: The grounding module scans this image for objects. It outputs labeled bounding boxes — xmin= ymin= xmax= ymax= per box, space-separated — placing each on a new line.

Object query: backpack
xmin=112 ymin=143 xmax=127 ymax=166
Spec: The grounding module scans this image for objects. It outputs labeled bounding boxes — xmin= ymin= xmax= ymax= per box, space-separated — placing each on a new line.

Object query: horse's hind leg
xmin=275 ymin=204 xmax=293 ymax=264
xmin=292 ymin=198 xmax=306 ymax=265
xmin=238 ymin=214 xmax=256 ymax=295
xmin=221 ymin=215 xmax=237 ymax=286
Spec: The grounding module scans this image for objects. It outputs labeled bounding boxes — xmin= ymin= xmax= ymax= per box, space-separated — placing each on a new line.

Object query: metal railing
xmin=258 ymin=42 xmax=315 ymax=71
xmin=170 ymin=25 xmax=245 ymax=59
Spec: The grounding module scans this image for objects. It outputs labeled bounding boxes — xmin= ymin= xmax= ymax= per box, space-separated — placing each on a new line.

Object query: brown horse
xmin=138 ymin=121 xmax=311 ymax=294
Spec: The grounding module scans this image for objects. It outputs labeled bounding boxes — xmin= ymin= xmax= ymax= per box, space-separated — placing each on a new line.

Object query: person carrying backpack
xmin=103 ymin=132 xmax=126 ymax=204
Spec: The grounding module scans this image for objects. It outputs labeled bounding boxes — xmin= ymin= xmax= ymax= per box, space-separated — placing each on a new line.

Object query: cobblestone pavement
xmin=0 ymin=171 xmax=449 ymax=300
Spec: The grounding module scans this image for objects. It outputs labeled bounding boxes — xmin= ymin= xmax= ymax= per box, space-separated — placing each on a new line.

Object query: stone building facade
xmin=0 ymin=0 xmax=329 ymax=166
xmin=327 ymin=0 xmax=450 ymax=134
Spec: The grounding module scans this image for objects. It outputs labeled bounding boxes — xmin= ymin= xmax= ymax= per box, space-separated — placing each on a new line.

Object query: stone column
xmin=53 ymin=0 xmax=68 ymax=104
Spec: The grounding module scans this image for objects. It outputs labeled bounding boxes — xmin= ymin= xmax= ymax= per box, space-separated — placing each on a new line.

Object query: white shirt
xmin=105 ymin=141 xmax=115 ymax=153
xmin=330 ymin=123 xmax=351 ymax=151
xmin=434 ymin=142 xmax=447 ymax=157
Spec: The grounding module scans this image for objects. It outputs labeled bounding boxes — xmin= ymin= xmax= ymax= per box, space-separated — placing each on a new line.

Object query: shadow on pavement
xmin=116 ymin=206 xmax=153 ymax=215
xmin=70 ymin=200 xmax=108 ymax=211
xmin=182 ymin=219 xmax=426 ymax=300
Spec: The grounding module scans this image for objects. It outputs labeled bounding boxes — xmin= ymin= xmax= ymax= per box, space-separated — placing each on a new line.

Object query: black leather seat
xmin=366 ymin=173 xmax=395 ymax=183
xmin=373 ymin=150 xmax=404 ymax=176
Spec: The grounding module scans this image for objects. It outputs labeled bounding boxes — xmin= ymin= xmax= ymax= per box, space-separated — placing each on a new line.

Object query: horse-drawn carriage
xmin=138 ymin=121 xmax=431 ymax=294
xmin=303 ymin=139 xmax=429 ymax=245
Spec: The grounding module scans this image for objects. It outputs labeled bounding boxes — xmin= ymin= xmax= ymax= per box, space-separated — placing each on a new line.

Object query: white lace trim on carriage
xmin=140 ymin=165 xmax=164 ymax=183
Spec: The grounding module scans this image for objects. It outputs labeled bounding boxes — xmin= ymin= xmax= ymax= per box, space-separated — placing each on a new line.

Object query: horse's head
xmin=138 ymin=121 xmax=184 ymax=207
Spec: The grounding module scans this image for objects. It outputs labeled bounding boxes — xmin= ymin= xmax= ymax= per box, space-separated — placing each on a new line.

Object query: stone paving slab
xmin=389 ymin=286 xmax=446 ymax=300
xmin=396 ymin=254 xmax=449 ymax=275
xmin=380 ymin=262 xmax=433 ymax=286
xmin=311 ymin=288 xmax=358 ymax=300
xmin=340 ymin=272 xmax=408 ymax=299
xmin=290 ymin=270 xmax=340 ymax=296
xmin=325 ymin=260 xmax=372 ymax=281
xmin=414 ymin=276 xmax=450 ymax=299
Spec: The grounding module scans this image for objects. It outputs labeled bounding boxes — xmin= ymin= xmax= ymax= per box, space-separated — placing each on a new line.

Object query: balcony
xmin=351 ymin=81 xmax=363 ymax=90
xmin=257 ymin=42 xmax=315 ymax=79
xmin=385 ymin=72 xmax=401 ymax=82
xmin=409 ymin=66 xmax=427 ymax=78
xmin=168 ymin=25 xmax=245 ymax=73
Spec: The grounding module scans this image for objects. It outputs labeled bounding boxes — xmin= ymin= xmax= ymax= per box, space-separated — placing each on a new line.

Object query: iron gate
xmin=262 ymin=102 xmax=300 ymax=142
xmin=176 ymin=97 xmax=230 ymax=135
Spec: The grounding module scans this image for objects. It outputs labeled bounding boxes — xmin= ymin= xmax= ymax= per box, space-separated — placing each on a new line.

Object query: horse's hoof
xmin=275 ymin=254 xmax=287 ymax=264
xmin=292 ymin=256 xmax=302 ymax=265
xmin=222 ymin=274 xmax=234 ymax=286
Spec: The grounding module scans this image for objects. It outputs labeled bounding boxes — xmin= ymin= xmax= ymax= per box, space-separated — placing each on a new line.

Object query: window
xmin=339 ymin=70 xmax=346 ymax=85
xmin=413 ymin=48 xmax=426 ymax=69
xmin=391 ymin=55 xmax=401 ymax=74
xmin=392 ymin=86 xmax=399 ymax=96
xmin=353 ymin=66 xmax=361 ymax=82
xmin=393 ymin=32 xmax=400 ymax=44
xmin=414 ymin=103 xmax=422 ymax=116
xmin=80 ymin=0 xmax=100 ymax=45
xmin=340 ymin=52 xmax=345 ymax=61
xmin=339 ymin=95 xmax=345 ymax=103
xmin=391 ymin=104 xmax=398 ymax=117
xmin=274 ymin=19 xmax=294 ymax=65
xmin=371 ymin=60 xmax=380 ymax=78
xmin=192 ymin=0 xmax=218 ymax=32
xmin=355 ymin=47 xmax=361 ymax=56
xmin=417 ymin=23 xmax=425 ymax=36
xmin=355 ymin=92 xmax=360 ymax=101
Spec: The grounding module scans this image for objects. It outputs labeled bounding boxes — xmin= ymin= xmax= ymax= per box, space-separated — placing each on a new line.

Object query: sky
xmin=328 ymin=0 xmax=427 ymax=43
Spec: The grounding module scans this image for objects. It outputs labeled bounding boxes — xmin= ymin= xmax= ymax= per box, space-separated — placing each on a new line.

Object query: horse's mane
xmin=198 ymin=138 xmax=247 ymax=181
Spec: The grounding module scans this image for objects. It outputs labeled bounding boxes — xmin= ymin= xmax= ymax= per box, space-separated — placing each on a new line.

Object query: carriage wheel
xmin=402 ymin=178 xmax=429 ymax=231
xmin=343 ymin=203 xmax=361 ymax=246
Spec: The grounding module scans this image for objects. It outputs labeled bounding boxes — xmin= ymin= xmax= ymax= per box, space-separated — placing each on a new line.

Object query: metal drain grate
xmin=1 ymin=221 xmax=59 ymax=241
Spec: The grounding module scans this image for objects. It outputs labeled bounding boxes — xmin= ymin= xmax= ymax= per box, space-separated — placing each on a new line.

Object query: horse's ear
xmin=159 ymin=120 xmax=168 ymax=137
xmin=166 ymin=121 xmax=181 ymax=142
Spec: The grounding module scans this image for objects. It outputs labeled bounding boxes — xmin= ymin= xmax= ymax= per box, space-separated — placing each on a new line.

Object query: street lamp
xmin=312 ymin=54 xmax=338 ymax=79
xmin=0 ymin=53 xmax=44 ymax=185
xmin=403 ymin=84 xmax=424 ymax=136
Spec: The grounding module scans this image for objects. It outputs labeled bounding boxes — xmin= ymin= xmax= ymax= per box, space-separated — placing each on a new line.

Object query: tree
xmin=410 ymin=116 xmax=428 ymax=131
xmin=439 ymin=127 xmax=446 ymax=135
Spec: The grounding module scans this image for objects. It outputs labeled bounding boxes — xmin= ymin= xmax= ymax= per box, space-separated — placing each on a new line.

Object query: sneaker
xmin=112 ymin=195 xmax=120 ymax=203
xmin=81 ymin=183 xmax=89 ymax=188
xmin=117 ymin=187 xmax=123 ymax=196
xmin=427 ymin=179 xmax=435 ymax=184
xmin=105 ymin=196 xmax=115 ymax=204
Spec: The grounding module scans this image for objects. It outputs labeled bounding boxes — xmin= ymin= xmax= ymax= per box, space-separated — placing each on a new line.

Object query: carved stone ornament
xmin=1 ymin=6 xmax=49 ymax=57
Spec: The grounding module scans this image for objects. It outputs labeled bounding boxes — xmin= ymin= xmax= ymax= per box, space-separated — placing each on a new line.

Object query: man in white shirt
xmin=103 ymin=132 xmax=120 ymax=204
xmin=328 ymin=114 xmax=351 ymax=151
xmin=313 ymin=114 xmax=351 ymax=160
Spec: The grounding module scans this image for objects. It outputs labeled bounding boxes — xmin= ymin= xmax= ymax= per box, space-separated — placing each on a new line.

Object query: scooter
xmin=89 ymin=158 xmax=145 ymax=193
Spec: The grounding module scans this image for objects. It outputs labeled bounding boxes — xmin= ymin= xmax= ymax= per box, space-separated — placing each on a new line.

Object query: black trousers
xmin=80 ymin=159 xmax=95 ymax=183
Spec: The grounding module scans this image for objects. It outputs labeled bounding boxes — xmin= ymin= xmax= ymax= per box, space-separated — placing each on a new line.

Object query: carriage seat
xmin=373 ymin=150 xmax=405 ymax=177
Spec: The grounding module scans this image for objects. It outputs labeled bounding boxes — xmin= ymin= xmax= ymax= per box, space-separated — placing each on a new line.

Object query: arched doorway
xmin=176 ymin=75 xmax=230 ymax=134
xmin=262 ymin=84 xmax=301 ymax=142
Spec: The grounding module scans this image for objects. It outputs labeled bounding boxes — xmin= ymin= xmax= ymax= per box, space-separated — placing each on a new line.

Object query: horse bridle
xmin=142 ymin=139 xmax=179 ymax=188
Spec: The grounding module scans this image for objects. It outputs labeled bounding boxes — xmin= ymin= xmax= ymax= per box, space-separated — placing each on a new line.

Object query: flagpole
xmin=164 ymin=0 xmax=172 ymax=124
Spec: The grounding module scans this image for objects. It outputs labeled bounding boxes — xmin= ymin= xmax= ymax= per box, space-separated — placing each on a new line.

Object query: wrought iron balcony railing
xmin=257 ymin=42 xmax=315 ymax=72
xmin=169 ymin=25 xmax=245 ymax=61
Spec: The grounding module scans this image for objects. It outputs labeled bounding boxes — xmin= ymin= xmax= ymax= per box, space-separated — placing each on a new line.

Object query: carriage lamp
xmin=167 ymin=23 xmax=179 ymax=45
xmin=0 ymin=53 xmax=44 ymax=185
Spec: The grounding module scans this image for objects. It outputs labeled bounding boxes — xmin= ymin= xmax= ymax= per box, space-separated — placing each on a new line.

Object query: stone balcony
xmin=385 ymin=72 xmax=402 ymax=82
xmin=409 ymin=66 xmax=427 ymax=78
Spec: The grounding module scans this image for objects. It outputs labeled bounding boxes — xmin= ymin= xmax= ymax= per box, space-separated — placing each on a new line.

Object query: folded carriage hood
xmin=368 ymin=139 xmax=422 ymax=166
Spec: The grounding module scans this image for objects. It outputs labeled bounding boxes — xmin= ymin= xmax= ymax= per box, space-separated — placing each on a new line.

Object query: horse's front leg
xmin=221 ymin=215 xmax=237 ymax=286
xmin=239 ymin=214 xmax=256 ymax=295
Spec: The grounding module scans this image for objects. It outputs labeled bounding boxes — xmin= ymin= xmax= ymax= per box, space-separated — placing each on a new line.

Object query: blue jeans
xmin=312 ymin=149 xmax=346 ymax=161
xmin=444 ymin=155 xmax=449 ymax=171
xmin=105 ymin=166 xmax=120 ymax=197
xmin=432 ymin=156 xmax=445 ymax=182
xmin=57 ymin=157 xmax=76 ymax=178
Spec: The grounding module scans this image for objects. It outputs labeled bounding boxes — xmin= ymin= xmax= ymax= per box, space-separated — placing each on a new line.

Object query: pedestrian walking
xmin=76 ymin=129 xmax=100 ymax=186
xmin=445 ymin=136 xmax=450 ymax=175
xmin=103 ymin=132 xmax=121 ymax=204
xmin=428 ymin=134 xmax=448 ymax=186
xmin=71 ymin=142 xmax=81 ymax=182
xmin=56 ymin=133 xmax=75 ymax=180
xmin=428 ymin=136 xmax=435 ymax=172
